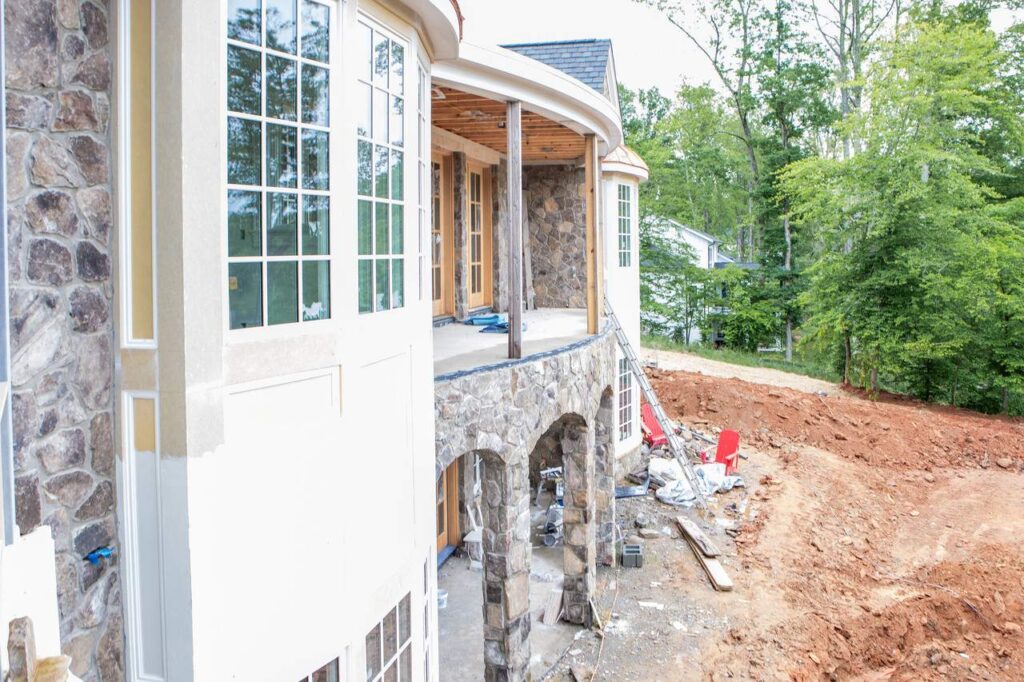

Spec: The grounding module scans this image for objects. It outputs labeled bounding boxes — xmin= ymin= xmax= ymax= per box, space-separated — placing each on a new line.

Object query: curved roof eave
xmin=432 ymin=42 xmax=624 ymax=156
xmin=402 ymin=0 xmax=462 ymax=59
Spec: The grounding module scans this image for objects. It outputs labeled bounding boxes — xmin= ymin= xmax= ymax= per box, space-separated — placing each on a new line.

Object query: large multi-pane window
xmin=618 ymin=357 xmax=633 ymax=441
xmin=357 ymin=21 xmax=406 ymax=314
xmin=226 ymin=0 xmax=333 ymax=329
xmin=365 ymin=594 xmax=412 ymax=681
xmin=617 ymin=183 xmax=632 ymax=268
xmin=430 ymin=161 xmax=442 ymax=305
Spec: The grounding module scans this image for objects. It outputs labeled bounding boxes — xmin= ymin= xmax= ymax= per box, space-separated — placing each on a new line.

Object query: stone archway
xmin=433 ymin=328 xmax=620 ymax=681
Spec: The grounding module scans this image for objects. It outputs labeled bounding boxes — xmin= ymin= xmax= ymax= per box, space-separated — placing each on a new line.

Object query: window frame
xmin=618 ymin=356 xmax=634 ymax=441
xmin=617 ymin=183 xmax=632 ymax=268
xmin=223 ymin=0 xmax=339 ymax=335
xmin=416 ymin=60 xmax=431 ymax=303
xmin=355 ymin=16 xmax=410 ymax=316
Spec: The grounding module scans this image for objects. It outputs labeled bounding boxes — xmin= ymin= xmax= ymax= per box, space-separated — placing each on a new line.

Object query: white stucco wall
xmin=141 ymin=2 xmax=440 ymax=680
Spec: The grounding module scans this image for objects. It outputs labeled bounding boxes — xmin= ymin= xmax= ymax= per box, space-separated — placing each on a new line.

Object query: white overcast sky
xmin=457 ymin=1 xmax=1022 ymax=98
xmin=456 ymin=0 xmax=717 ymax=96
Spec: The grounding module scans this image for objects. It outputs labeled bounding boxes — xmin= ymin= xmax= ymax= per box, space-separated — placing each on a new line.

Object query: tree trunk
xmin=1002 ymin=387 xmax=1010 ymax=415
xmin=870 ymin=366 xmax=879 ymax=397
xmin=785 ymin=318 xmax=793 ymax=362
xmin=843 ymin=333 xmax=852 ymax=385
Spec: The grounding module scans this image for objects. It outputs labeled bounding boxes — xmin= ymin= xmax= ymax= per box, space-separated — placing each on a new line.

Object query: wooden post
xmin=585 ymin=134 xmax=601 ymax=334
xmin=507 ymin=101 xmax=523 ymax=359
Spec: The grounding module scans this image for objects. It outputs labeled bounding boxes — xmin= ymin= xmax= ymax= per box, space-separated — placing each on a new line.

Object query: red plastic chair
xmin=714 ymin=429 xmax=740 ymax=475
xmin=641 ymin=404 xmax=668 ymax=448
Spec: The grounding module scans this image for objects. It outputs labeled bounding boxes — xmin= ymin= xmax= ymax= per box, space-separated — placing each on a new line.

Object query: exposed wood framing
xmin=507 ymin=101 xmax=523 ymax=359
xmin=431 ymin=125 xmax=503 ymax=166
xmin=434 ymin=87 xmax=585 ymax=162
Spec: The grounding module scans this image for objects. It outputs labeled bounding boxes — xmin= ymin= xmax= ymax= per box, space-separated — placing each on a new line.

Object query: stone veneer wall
xmin=489 ymin=159 xmax=508 ymax=314
xmin=524 ymin=165 xmax=587 ymax=309
xmin=6 ymin=0 xmax=122 ymax=680
xmin=451 ymin=152 xmax=469 ymax=319
xmin=434 ymin=330 xmax=617 ymax=681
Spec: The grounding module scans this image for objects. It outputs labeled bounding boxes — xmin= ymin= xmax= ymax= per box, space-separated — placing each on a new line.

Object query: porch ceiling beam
xmin=507 ymin=101 xmax=523 ymax=360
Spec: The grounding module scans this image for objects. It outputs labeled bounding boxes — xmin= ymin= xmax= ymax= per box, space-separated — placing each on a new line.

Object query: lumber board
xmin=685 ymin=536 xmax=733 ymax=592
xmin=676 ymin=516 xmax=721 ymax=558
xmin=543 ymin=588 xmax=563 ymax=625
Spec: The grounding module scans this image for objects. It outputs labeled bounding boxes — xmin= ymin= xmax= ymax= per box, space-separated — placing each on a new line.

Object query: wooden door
xmin=467 ymin=165 xmax=493 ymax=310
xmin=431 ymin=153 xmax=454 ymax=317
xmin=435 ymin=472 xmax=449 ymax=552
xmin=435 ymin=461 xmax=461 ymax=553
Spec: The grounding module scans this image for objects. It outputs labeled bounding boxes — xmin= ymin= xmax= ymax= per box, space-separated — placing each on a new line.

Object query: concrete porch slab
xmin=433 ymin=308 xmax=588 ymax=377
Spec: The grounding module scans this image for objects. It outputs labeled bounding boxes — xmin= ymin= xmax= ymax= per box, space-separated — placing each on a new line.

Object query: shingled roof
xmin=501 ymin=39 xmax=614 ymax=95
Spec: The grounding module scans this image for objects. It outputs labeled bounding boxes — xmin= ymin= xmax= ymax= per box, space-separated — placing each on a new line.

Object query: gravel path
xmin=640 ymin=346 xmax=840 ymax=396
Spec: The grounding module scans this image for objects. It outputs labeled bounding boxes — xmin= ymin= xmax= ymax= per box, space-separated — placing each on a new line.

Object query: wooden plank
xmin=507 ymin=100 xmax=523 ymax=359
xmin=584 ymin=134 xmax=598 ymax=334
xmin=685 ymin=536 xmax=734 ymax=591
xmin=676 ymin=516 xmax=721 ymax=558
xmin=542 ymin=588 xmax=563 ymax=625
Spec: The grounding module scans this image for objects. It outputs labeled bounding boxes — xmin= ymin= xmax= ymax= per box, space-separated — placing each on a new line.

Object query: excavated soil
xmin=546 ymin=368 xmax=1024 ymax=681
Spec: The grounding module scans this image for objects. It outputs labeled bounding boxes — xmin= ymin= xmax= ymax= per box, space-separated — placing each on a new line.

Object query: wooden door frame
xmin=467 ymin=162 xmax=493 ymax=310
xmin=436 ymin=459 xmax=461 ymax=558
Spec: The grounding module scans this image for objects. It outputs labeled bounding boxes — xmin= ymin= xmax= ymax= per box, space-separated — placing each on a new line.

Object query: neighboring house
xmin=643 ymin=218 xmax=734 ymax=344
xmin=1 ymin=5 xmax=643 ymax=682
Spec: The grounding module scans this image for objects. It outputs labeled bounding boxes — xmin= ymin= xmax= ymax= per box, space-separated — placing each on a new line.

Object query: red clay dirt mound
xmin=787 ymin=545 xmax=1024 ymax=681
xmin=648 ymin=369 xmax=1024 ymax=471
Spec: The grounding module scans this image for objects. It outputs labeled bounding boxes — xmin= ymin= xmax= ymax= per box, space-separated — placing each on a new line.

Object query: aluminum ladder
xmin=605 ymin=301 xmax=709 ymax=511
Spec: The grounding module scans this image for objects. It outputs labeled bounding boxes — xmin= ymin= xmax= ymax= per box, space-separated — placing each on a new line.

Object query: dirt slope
xmin=649 ymin=370 xmax=1024 ymax=681
xmin=649 ymin=368 xmax=1024 ymax=471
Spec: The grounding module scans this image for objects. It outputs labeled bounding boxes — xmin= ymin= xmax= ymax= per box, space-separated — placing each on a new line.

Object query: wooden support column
xmin=585 ymin=134 xmax=602 ymax=334
xmin=507 ymin=101 xmax=523 ymax=359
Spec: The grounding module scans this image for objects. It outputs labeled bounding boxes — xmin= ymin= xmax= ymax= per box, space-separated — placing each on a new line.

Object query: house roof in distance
xmin=501 ymin=39 xmax=613 ymax=94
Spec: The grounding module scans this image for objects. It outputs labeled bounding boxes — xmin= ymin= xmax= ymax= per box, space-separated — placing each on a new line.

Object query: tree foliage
xmin=630 ymin=0 xmax=1024 ymax=414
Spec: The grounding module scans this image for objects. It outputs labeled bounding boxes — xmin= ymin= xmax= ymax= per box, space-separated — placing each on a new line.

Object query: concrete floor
xmin=433 ymin=308 xmax=588 ymax=376
xmin=437 ymin=499 xmax=579 ymax=681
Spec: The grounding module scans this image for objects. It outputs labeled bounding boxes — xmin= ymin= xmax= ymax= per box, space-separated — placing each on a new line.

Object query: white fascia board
xmin=399 ymin=0 xmax=461 ymax=59
xmin=433 ymin=42 xmax=624 ymax=155
xmin=602 ymin=162 xmax=649 ymax=182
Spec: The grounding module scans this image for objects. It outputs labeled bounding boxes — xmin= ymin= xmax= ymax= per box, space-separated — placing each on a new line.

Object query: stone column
xmin=562 ymin=421 xmax=596 ymax=626
xmin=480 ymin=451 xmax=532 ymax=682
xmin=452 ymin=152 xmax=470 ymax=320
xmin=594 ymin=396 xmax=616 ymax=567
